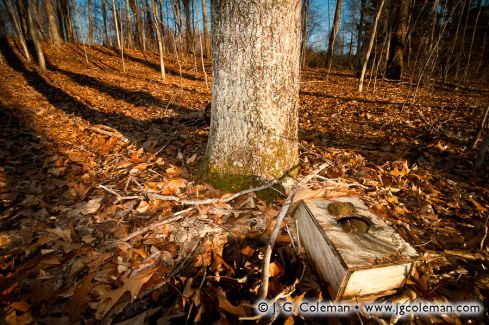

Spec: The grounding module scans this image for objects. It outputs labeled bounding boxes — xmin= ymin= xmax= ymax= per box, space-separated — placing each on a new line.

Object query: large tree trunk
xmin=358 ymin=0 xmax=384 ymax=92
xmin=325 ymin=0 xmax=342 ymax=69
xmin=355 ymin=0 xmax=365 ymax=71
xmin=201 ymin=0 xmax=209 ymax=57
xmin=44 ymin=0 xmax=63 ymax=45
xmin=202 ymin=0 xmax=301 ymax=191
xmin=386 ymin=0 xmax=408 ymax=80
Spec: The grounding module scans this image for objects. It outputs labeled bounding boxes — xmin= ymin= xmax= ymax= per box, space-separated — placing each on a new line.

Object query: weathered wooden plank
xmin=293 ymin=197 xmax=418 ymax=301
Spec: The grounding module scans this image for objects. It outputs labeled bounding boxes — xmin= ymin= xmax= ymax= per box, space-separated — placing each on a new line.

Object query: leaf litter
xmin=0 ymin=42 xmax=488 ymax=323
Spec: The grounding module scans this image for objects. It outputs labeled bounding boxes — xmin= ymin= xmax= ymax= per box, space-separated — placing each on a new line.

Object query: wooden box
xmin=293 ymin=197 xmax=418 ymax=301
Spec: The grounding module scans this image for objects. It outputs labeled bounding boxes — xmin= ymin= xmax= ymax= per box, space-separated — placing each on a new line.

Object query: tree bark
xmin=87 ymin=0 xmax=93 ymax=45
xmin=44 ymin=0 xmax=63 ymax=45
xmin=300 ymin=0 xmax=309 ymax=68
xmin=112 ymin=0 xmax=121 ymax=49
xmin=60 ymin=0 xmax=74 ymax=42
xmin=355 ymin=0 xmax=365 ymax=71
xmin=358 ymin=0 xmax=384 ymax=92
xmin=182 ymin=0 xmax=192 ymax=52
xmin=27 ymin=0 xmax=46 ymax=71
xmin=102 ymin=0 xmax=110 ymax=46
xmin=201 ymin=0 xmax=209 ymax=57
xmin=202 ymin=0 xmax=301 ymax=191
xmin=386 ymin=0 xmax=408 ymax=80
xmin=326 ymin=0 xmax=342 ymax=70
xmin=4 ymin=0 xmax=30 ymax=61
xmin=125 ymin=0 xmax=133 ymax=49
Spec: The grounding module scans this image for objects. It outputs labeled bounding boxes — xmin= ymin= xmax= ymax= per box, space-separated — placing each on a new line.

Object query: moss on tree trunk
xmin=201 ymin=0 xmax=301 ymax=192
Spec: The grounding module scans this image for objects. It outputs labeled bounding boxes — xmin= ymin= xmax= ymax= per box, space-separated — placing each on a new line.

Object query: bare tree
xmin=201 ymin=0 xmax=210 ymax=57
xmin=112 ymin=0 xmax=121 ymax=49
xmin=102 ymin=0 xmax=111 ymax=46
xmin=151 ymin=0 xmax=165 ymax=79
xmin=202 ymin=0 xmax=301 ymax=190
xmin=326 ymin=0 xmax=343 ymax=70
xmin=87 ymin=0 xmax=93 ymax=45
xmin=355 ymin=0 xmax=366 ymax=70
xmin=4 ymin=0 xmax=31 ymax=61
xmin=358 ymin=0 xmax=384 ymax=92
xmin=27 ymin=0 xmax=46 ymax=71
xmin=45 ymin=0 xmax=63 ymax=45
xmin=386 ymin=0 xmax=409 ymax=80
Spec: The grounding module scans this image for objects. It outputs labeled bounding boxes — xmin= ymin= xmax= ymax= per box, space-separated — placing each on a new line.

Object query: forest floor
xmin=0 ymin=40 xmax=488 ymax=324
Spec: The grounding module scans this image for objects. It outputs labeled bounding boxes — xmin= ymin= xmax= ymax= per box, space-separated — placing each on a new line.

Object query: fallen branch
xmin=147 ymin=180 xmax=280 ymax=205
xmin=98 ymin=184 xmax=139 ymax=203
xmin=259 ymin=162 xmax=330 ymax=299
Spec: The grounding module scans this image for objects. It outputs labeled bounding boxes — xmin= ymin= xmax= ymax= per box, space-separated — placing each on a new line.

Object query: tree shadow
xmin=0 ymin=104 xmax=46 ymax=219
xmin=90 ymin=46 xmax=204 ymax=81
xmin=0 ymin=39 xmax=208 ymax=215
xmin=48 ymin=64 xmax=190 ymax=112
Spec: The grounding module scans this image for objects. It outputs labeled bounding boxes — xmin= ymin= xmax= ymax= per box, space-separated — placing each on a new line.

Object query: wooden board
xmin=293 ymin=197 xmax=418 ymax=301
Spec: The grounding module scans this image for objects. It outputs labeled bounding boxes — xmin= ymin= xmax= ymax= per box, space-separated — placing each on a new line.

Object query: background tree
xmin=326 ymin=0 xmax=343 ymax=70
xmin=202 ymin=0 xmax=302 ymax=190
xmin=386 ymin=0 xmax=409 ymax=79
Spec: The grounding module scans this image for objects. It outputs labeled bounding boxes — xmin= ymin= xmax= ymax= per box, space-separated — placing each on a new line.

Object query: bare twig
xmin=481 ymin=215 xmax=489 ymax=251
xmin=122 ymin=207 xmax=194 ymax=242
xmin=259 ymin=162 xmax=330 ymax=299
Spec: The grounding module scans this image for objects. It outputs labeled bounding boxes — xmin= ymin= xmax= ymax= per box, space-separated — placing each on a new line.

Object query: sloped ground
xmin=0 ymin=40 xmax=488 ymax=324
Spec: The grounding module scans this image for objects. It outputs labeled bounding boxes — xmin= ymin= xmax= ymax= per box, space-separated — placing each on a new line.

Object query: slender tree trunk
xmin=202 ymin=0 xmax=301 ymax=190
xmin=182 ymin=0 xmax=192 ymax=52
xmin=301 ymin=0 xmax=309 ymax=69
xmin=129 ymin=0 xmax=141 ymax=49
xmin=348 ymin=21 xmax=353 ymax=67
xmin=326 ymin=0 xmax=342 ymax=70
xmin=455 ymin=0 xmax=471 ymax=81
xmin=171 ymin=0 xmax=182 ymax=51
xmin=144 ymin=0 xmax=153 ymax=48
xmin=151 ymin=0 xmax=165 ymax=79
xmin=87 ymin=0 xmax=93 ymax=45
xmin=386 ymin=0 xmax=408 ymax=80
xmin=358 ymin=0 xmax=384 ymax=92
xmin=112 ymin=0 xmax=121 ymax=49
xmin=355 ymin=0 xmax=365 ymax=71
xmin=60 ymin=0 xmax=74 ymax=42
xmin=461 ymin=0 xmax=482 ymax=83
xmin=27 ymin=0 xmax=46 ymax=71
xmin=102 ymin=0 xmax=110 ymax=46
xmin=119 ymin=1 xmax=125 ymax=72
xmin=125 ymin=0 xmax=133 ymax=49
xmin=44 ymin=0 xmax=63 ymax=45
xmin=4 ymin=0 xmax=31 ymax=61
xmin=201 ymin=0 xmax=210 ymax=58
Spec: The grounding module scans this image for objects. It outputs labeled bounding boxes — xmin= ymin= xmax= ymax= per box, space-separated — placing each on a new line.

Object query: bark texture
xmin=45 ymin=0 xmax=62 ymax=45
xmin=386 ymin=0 xmax=409 ymax=80
xmin=202 ymin=0 xmax=301 ymax=190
